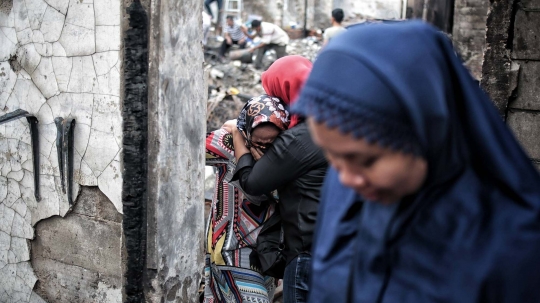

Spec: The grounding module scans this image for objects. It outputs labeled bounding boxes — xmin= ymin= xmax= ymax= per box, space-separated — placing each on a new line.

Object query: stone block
xmin=512 ymin=10 xmax=540 ymax=59
xmin=510 ymin=60 xmax=540 ymax=110
xmin=521 ymin=0 xmax=540 ymax=9
xmin=32 ymin=213 xmax=122 ymax=276
xmin=507 ymin=110 xmax=540 ymax=160
xmin=32 ymin=257 xmax=122 ymax=303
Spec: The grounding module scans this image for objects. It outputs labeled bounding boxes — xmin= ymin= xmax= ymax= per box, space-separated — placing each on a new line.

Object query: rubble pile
xmin=205 ymin=37 xmax=322 ymax=132
xmin=287 ymin=37 xmax=321 ymax=61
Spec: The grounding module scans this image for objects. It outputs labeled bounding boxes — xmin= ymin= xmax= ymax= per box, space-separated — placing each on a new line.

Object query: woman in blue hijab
xmin=292 ymin=21 xmax=540 ymax=302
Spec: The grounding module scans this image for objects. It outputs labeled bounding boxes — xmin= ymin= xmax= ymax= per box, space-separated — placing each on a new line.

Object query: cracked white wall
xmin=0 ymin=0 xmax=122 ymax=301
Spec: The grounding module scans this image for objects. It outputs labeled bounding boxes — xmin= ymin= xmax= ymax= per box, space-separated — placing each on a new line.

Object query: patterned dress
xmin=205 ymin=128 xmax=276 ymax=303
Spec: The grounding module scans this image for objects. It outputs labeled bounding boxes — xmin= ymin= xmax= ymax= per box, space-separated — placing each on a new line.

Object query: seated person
xmin=220 ymin=15 xmax=247 ymax=58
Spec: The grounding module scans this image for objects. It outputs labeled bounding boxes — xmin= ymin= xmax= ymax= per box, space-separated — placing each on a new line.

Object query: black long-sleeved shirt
xmin=232 ymin=122 xmax=328 ymax=264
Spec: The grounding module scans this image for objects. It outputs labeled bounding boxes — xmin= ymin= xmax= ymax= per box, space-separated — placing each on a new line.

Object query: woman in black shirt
xmin=228 ymin=56 xmax=328 ymax=303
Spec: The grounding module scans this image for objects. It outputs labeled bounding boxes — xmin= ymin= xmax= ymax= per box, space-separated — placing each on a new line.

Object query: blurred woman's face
xmin=249 ymin=123 xmax=281 ymax=154
xmin=308 ymin=118 xmax=428 ymax=204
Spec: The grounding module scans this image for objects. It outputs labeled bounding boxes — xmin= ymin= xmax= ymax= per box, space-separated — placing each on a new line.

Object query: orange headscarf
xmin=261 ymin=55 xmax=313 ymax=128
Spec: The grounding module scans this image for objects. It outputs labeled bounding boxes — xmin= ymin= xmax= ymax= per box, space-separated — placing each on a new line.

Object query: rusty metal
xmin=0 ymin=109 xmax=33 ymax=124
xmin=62 ymin=119 xmax=76 ymax=205
xmin=0 ymin=110 xmax=41 ymax=201
xmin=26 ymin=116 xmax=40 ymax=202
xmin=54 ymin=117 xmax=65 ymax=193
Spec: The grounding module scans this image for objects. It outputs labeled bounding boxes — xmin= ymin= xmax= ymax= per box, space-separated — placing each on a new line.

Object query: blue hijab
xmin=293 ymin=21 xmax=540 ymax=302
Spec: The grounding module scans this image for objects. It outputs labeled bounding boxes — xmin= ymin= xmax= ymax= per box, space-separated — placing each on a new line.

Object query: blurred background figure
xmin=322 ymin=8 xmax=346 ymax=46
xmin=246 ymin=20 xmax=289 ymax=70
xmin=204 ymin=0 xmax=223 ymax=21
xmin=293 ymin=21 xmax=540 ymax=303
xmin=220 ymin=15 xmax=247 ymax=59
xmin=202 ymin=10 xmax=212 ymax=48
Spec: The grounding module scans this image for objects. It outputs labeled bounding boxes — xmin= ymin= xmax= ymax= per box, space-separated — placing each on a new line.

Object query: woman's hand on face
xmin=250 ymin=147 xmax=264 ymax=161
xmin=222 ymin=119 xmax=237 ymax=133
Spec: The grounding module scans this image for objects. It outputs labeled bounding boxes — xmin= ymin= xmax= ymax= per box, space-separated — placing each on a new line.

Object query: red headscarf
xmin=261 ymin=55 xmax=312 ymax=128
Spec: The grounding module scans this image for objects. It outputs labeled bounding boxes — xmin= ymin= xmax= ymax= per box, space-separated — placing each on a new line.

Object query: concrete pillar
xmin=452 ymin=0 xmax=489 ymax=80
xmin=145 ymin=0 xmax=206 ymax=301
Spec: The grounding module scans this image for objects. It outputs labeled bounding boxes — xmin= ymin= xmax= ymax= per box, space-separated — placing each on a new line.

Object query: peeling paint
xmin=1 ymin=0 xmax=123 ymax=300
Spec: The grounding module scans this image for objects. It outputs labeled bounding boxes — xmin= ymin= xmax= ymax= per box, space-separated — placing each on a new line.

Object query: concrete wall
xmin=146 ymin=0 xmax=206 ymax=301
xmin=506 ymin=0 xmax=540 ymax=168
xmin=0 ymin=0 xmax=123 ymax=301
xmin=452 ymin=0 xmax=489 ymax=79
xmin=336 ymin=0 xmax=403 ymax=21
xmin=32 ymin=186 xmax=123 ymax=303
xmin=481 ymin=0 xmax=540 ymax=168
xmin=243 ymin=0 xmax=403 ymax=30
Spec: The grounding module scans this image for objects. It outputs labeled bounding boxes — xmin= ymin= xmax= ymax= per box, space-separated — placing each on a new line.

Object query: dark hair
xmin=226 ymin=15 xmax=234 ymax=20
xmin=332 ymin=8 xmax=344 ymax=23
xmin=251 ymin=20 xmax=261 ymax=28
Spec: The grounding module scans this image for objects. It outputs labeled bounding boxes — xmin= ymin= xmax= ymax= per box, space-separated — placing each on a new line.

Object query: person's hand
xmin=226 ymin=37 xmax=232 ymax=45
xmin=238 ymin=38 xmax=246 ymax=45
xmin=250 ymin=147 xmax=264 ymax=161
xmin=222 ymin=119 xmax=237 ymax=133
xmin=248 ymin=47 xmax=256 ymax=53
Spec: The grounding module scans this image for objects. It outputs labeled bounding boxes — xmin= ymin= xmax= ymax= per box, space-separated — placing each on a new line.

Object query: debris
xmin=205 ymin=37 xmax=322 ymax=132
xmin=210 ymin=68 xmax=225 ymax=79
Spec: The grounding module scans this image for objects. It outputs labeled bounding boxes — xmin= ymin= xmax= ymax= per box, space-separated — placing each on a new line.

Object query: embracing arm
xmin=231 ymin=131 xmax=313 ymax=196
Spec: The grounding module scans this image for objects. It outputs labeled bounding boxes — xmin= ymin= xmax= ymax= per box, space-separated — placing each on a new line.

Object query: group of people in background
xmin=204 ymin=8 xmax=540 ymax=303
xmin=203 ymin=5 xmax=349 ymax=70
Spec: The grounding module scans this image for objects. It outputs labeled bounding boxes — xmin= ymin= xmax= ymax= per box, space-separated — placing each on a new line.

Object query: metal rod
xmin=63 ymin=119 xmax=76 ymax=205
xmin=0 ymin=110 xmax=41 ymax=202
xmin=26 ymin=116 xmax=40 ymax=202
xmin=0 ymin=109 xmax=31 ymax=125
xmin=54 ymin=117 xmax=65 ymax=193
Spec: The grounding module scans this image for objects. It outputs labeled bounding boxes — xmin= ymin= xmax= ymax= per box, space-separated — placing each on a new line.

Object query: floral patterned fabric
xmin=236 ymin=95 xmax=290 ymax=145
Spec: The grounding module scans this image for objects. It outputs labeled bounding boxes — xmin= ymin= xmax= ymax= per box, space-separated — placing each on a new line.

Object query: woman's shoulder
xmin=274 ymin=123 xmax=322 ymax=157
xmin=278 ymin=123 xmax=311 ymax=142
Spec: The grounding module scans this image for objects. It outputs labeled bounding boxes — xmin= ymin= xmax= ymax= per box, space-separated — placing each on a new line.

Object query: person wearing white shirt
xmin=323 ymin=8 xmax=347 ymax=46
xmin=245 ymin=20 xmax=289 ymax=70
